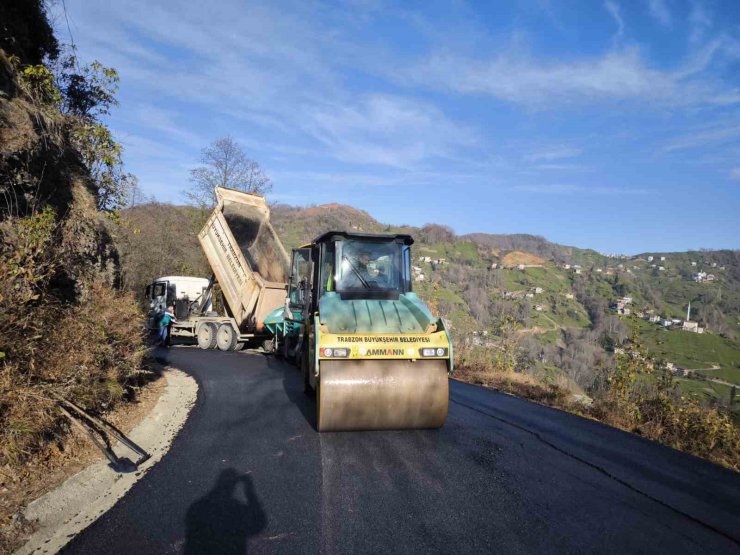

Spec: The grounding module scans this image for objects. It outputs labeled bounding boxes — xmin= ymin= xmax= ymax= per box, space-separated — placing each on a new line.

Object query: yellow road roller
xmin=266 ymin=231 xmax=452 ymax=432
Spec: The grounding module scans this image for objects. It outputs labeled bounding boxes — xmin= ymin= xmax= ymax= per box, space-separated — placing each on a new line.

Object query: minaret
xmin=687 ymin=301 xmax=691 ymax=322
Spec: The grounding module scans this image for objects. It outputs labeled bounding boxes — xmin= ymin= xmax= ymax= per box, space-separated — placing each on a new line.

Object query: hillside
xmin=267 ymin=201 xmax=740 ymax=411
xmin=117 ymin=199 xmax=739 ymax=420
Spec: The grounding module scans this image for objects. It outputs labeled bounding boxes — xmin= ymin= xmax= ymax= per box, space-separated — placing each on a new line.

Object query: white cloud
xmin=647 ymin=0 xmax=672 ymax=27
xmin=57 ymin=0 xmax=479 ymax=174
xmin=524 ymin=146 xmax=582 ymax=162
xmin=513 ymin=184 xmax=648 ymax=195
xmin=604 ymin=1 xmax=625 ymax=43
xmin=662 ymin=124 xmax=740 ymax=153
xmin=302 ymin=94 xmax=478 ymax=168
xmin=689 ymin=1 xmax=712 ymax=44
xmin=404 ymin=47 xmax=686 ymax=106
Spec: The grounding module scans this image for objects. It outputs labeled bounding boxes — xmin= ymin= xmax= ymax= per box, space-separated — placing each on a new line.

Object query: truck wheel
xmin=217 ymin=323 xmax=239 ymax=351
xmin=262 ymin=338 xmax=275 ymax=354
xmin=197 ymin=323 xmax=217 ymax=350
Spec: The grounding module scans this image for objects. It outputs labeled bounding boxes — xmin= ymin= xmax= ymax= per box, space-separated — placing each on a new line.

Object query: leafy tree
xmin=12 ymin=50 xmax=135 ymax=212
xmin=184 ymin=136 xmax=272 ymax=209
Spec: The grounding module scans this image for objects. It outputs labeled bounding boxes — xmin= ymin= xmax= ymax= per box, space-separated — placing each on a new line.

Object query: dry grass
xmin=454 ymin=343 xmax=576 ymax=410
xmin=454 ymin=341 xmax=740 ymax=471
xmin=0 ymin=210 xmax=147 ymax=468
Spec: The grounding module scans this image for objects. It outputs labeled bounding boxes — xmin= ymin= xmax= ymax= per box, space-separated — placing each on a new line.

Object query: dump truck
xmin=264 ymin=231 xmax=452 ymax=432
xmin=145 ymin=187 xmax=289 ymax=350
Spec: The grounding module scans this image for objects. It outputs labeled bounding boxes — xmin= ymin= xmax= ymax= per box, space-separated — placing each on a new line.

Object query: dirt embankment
xmin=501 ymin=251 xmax=546 ymax=267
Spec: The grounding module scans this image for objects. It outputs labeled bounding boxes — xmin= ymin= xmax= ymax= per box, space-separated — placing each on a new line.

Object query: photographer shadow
xmin=185 ymin=468 xmax=266 ymax=554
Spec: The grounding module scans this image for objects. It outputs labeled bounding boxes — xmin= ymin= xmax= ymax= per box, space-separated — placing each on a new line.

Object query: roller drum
xmin=317 ymin=359 xmax=449 ymax=432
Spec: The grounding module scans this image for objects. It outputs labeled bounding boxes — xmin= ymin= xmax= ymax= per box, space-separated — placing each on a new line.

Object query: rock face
xmin=0 ymin=50 xmax=119 ymax=301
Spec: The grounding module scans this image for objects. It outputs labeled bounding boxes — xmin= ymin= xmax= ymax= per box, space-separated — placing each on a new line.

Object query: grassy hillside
xmin=268 ymin=202 xmax=740 ymax=406
xmin=120 ymin=199 xmax=739 ymax=421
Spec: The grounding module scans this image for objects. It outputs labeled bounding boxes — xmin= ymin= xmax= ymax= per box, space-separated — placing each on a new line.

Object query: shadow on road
xmin=185 ymin=468 xmax=266 ymax=554
xmin=266 ymin=355 xmax=318 ymax=430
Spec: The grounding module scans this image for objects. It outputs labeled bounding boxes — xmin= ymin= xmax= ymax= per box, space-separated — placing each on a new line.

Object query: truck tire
xmin=217 ymin=323 xmax=239 ymax=351
xmin=197 ymin=323 xmax=217 ymax=350
xmin=262 ymin=338 xmax=275 ymax=354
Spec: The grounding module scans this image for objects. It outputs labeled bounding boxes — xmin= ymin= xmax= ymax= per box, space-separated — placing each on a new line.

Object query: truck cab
xmin=145 ymin=275 xmax=212 ymax=329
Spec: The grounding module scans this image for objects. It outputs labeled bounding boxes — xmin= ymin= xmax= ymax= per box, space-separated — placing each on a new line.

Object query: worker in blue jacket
xmin=159 ymin=306 xmax=177 ymax=347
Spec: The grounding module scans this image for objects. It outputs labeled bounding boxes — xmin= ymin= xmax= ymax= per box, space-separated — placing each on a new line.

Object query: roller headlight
xmin=320 ymin=348 xmax=349 ymax=357
xmin=420 ymin=347 xmax=447 ymax=357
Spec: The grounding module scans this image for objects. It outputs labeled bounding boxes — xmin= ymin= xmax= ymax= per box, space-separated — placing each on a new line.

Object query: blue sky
xmin=54 ymin=0 xmax=740 ymax=254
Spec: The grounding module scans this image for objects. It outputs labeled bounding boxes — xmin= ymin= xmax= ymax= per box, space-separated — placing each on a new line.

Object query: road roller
xmin=264 ymin=231 xmax=452 ymax=432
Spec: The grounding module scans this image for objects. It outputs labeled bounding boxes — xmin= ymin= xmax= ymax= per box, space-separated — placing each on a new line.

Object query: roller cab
xmin=279 ymin=231 xmax=452 ymax=432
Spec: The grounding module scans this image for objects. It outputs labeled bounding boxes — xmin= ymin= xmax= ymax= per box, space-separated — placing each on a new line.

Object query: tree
xmin=184 ymin=136 xmax=272 ymax=209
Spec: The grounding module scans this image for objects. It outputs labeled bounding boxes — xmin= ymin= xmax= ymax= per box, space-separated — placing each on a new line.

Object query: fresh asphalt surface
xmin=65 ymin=347 xmax=740 ymax=554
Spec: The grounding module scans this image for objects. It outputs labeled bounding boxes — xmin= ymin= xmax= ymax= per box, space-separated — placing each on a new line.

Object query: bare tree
xmin=184 ymin=136 xmax=272 ymax=209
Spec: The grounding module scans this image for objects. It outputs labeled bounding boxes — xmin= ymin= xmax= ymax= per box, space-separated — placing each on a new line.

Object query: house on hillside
xmin=517 ymin=264 xmax=526 ymax=270
xmin=563 ymin=264 xmax=571 ymax=270
xmin=658 ymin=266 xmax=665 ymax=271
xmin=661 ymin=319 xmax=673 ymax=327
xmin=574 ymin=268 xmax=582 ymax=274
xmin=648 ymin=315 xmax=660 ymax=323
xmin=414 ymin=273 xmax=426 ymax=282
xmin=503 ymin=290 xmax=526 ymax=300
xmin=612 ymin=300 xmax=631 ymax=315
xmin=490 ymin=263 xmax=498 ymax=270
xmin=682 ymin=320 xmax=704 ymax=333
xmin=533 ymin=287 xmax=544 ymax=294
xmin=660 ymin=256 xmax=666 ymax=261
xmin=693 ymin=271 xmax=707 ymax=282
xmin=706 ymin=274 xmax=716 ymax=281
xmin=647 ymin=256 xmax=654 ymax=262
xmin=534 ymin=304 xmax=544 ymax=311
xmin=564 ymin=293 xmax=575 ymax=299
xmin=691 ymin=261 xmax=697 ymax=266
xmin=595 ymin=268 xmax=603 ymax=273
xmin=419 ymin=256 xmax=432 ymax=263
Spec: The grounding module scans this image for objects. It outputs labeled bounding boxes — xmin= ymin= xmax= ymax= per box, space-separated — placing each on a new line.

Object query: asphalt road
xmin=64 ymin=347 xmax=740 ymax=554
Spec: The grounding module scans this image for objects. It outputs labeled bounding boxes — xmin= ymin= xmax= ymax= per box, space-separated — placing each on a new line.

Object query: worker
xmin=159 ymin=306 xmax=177 ymax=347
xmin=357 ymin=251 xmax=373 ymax=279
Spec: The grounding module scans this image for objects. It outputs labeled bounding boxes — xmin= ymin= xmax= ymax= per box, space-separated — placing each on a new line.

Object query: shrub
xmin=0 ymin=211 xmax=146 ymax=467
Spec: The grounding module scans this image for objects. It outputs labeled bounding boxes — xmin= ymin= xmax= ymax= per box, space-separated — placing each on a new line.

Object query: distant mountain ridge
xmin=272 ymin=202 xmax=739 ymax=262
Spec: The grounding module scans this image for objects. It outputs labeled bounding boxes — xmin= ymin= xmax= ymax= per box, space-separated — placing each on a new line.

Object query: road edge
xmin=15 ymin=367 xmax=198 ymax=555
